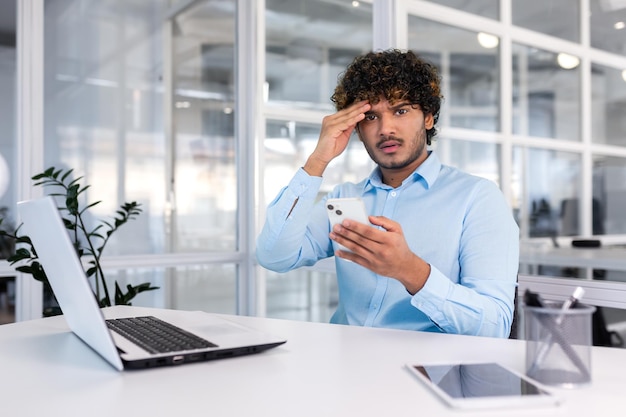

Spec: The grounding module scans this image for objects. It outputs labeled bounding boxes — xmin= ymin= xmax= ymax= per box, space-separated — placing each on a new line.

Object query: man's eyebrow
xmin=364 ymin=101 xmax=412 ymax=113
xmin=390 ymin=101 xmax=412 ymax=111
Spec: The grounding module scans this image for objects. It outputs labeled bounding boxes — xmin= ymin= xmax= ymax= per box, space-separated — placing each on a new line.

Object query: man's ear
xmin=424 ymin=113 xmax=434 ymax=130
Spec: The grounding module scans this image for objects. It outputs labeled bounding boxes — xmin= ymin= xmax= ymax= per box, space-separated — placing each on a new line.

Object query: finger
xmin=368 ymin=215 xmax=401 ymax=233
xmin=336 ymin=101 xmax=370 ymax=126
xmin=333 ymin=244 xmax=374 ymax=270
xmin=348 ymin=102 xmax=370 ymax=121
xmin=350 ymin=100 xmax=370 ymax=113
xmin=339 ymin=219 xmax=386 ymax=245
xmin=344 ymin=100 xmax=370 ymax=113
xmin=332 ymin=222 xmax=381 ymax=251
xmin=334 ymin=248 xmax=364 ymax=265
xmin=332 ymin=237 xmax=379 ymax=272
xmin=320 ymin=116 xmax=357 ymax=142
xmin=329 ymin=230 xmax=361 ymax=252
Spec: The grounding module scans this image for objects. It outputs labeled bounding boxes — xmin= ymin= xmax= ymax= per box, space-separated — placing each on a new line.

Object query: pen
xmin=556 ymin=286 xmax=585 ymax=324
xmin=526 ymin=286 xmax=586 ymax=377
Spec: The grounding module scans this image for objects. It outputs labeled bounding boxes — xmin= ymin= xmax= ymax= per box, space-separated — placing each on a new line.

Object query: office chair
xmin=509 ymin=290 xmax=519 ymax=340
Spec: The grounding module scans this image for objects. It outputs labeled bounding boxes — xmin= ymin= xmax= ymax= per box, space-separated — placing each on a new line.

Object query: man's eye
xmin=397 ymin=108 xmax=408 ymax=115
xmin=364 ymin=114 xmax=376 ymax=121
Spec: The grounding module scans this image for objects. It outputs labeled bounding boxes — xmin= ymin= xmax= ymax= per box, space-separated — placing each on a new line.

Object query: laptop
xmin=17 ymin=196 xmax=286 ymax=371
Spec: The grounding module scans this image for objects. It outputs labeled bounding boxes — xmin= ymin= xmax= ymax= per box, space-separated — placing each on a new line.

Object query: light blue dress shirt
xmin=256 ymin=152 xmax=519 ymax=337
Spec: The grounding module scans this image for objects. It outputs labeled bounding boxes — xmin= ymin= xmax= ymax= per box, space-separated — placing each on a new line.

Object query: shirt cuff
xmin=288 ymin=168 xmax=324 ymax=200
xmin=410 ymin=265 xmax=453 ymax=326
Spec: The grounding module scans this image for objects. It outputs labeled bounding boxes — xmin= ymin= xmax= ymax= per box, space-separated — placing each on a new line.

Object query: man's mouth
xmin=378 ymin=140 xmax=401 ymax=154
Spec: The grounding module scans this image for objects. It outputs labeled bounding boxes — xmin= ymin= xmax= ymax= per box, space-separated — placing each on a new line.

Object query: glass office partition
xmin=266 ymin=268 xmax=337 ymax=322
xmin=42 ymin=0 xmax=238 ymax=255
xmin=264 ymin=119 xmax=373 ymax=203
xmin=103 ymin=264 xmax=237 ymax=314
xmin=434 ymin=139 xmax=501 ymax=186
xmin=512 ymin=0 xmax=579 ymax=42
xmin=43 ymin=0 xmax=168 ymax=256
xmin=408 ymin=16 xmax=500 ymax=133
xmin=590 ymin=0 xmax=626 ymax=55
xmin=512 ymin=43 xmax=581 ymax=141
xmin=263 ymin=120 xmax=320 ymax=206
xmin=265 ymin=0 xmax=373 ymax=110
xmin=513 ymin=147 xmax=582 ymax=237
xmin=422 ymin=0 xmax=498 ymax=20
xmin=171 ymin=1 xmax=237 ymax=253
xmin=591 ymin=63 xmax=626 ymax=147
xmin=0 ymin=45 xmax=15 ymax=213
xmin=593 ymin=155 xmax=626 ymax=235
xmin=35 ymin=0 xmax=240 ymax=315
xmin=0 ymin=19 xmax=16 ymax=323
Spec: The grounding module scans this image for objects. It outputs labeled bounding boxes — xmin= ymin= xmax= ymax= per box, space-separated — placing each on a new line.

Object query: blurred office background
xmin=1 ymin=0 xmax=626 ymax=325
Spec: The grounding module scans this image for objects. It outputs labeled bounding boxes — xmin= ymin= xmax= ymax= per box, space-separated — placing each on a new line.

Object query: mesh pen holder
xmin=524 ymin=302 xmax=596 ymax=388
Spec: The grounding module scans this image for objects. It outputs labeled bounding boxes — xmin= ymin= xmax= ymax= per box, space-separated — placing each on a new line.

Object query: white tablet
xmin=406 ymin=362 xmax=561 ymax=410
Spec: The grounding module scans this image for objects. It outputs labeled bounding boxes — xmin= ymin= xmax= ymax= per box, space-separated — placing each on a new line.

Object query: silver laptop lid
xmin=17 ymin=196 xmax=124 ymax=371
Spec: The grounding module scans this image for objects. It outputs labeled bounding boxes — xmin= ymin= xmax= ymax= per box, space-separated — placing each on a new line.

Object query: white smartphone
xmin=405 ymin=362 xmax=560 ymax=410
xmin=326 ymin=198 xmax=370 ymax=253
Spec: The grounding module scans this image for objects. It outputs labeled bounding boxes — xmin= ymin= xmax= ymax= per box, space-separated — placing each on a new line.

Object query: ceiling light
xmin=352 ymin=1 xmax=360 ymax=7
xmin=557 ymin=53 xmax=580 ymax=69
xmin=477 ymin=32 xmax=499 ymax=49
xmin=615 ymin=21 xmax=625 ymax=30
xmin=622 ymin=69 xmax=626 ymax=82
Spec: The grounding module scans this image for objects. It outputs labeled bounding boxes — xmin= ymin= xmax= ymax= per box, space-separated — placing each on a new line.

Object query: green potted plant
xmin=0 ymin=167 xmax=159 ymax=316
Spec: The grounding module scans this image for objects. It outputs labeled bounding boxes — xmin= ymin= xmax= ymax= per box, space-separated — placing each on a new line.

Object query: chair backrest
xmin=509 ymin=290 xmax=519 ymax=339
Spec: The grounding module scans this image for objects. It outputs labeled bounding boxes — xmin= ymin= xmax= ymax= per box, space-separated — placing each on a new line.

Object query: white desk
xmin=1 ymin=306 xmax=625 ymax=417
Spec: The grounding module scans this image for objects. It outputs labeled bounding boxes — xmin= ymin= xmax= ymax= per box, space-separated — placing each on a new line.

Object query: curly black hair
xmin=331 ymin=49 xmax=443 ymax=144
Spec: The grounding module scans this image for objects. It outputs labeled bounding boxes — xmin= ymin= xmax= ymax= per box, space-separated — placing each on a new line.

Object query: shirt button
xmin=390 ymin=191 xmax=397 ymax=197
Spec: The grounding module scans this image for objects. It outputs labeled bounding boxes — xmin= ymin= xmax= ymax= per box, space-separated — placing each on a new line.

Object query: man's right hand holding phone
xmin=330 ymin=216 xmax=431 ymax=296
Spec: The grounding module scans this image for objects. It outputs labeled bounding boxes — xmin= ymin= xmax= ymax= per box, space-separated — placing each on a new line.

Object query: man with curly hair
xmin=257 ymin=49 xmax=519 ymax=338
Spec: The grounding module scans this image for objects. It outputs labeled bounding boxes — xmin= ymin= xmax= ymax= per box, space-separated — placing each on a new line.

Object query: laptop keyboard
xmin=106 ymin=316 xmax=217 ymax=354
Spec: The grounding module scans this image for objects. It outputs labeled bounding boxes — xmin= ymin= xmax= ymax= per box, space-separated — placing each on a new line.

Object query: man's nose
xmin=378 ymin=114 xmax=396 ymax=137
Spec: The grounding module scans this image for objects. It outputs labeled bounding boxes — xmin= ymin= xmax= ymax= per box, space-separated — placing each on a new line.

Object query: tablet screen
xmin=407 ymin=362 xmax=560 ymax=410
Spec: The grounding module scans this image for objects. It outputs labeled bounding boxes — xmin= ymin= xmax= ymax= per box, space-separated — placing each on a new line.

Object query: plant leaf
xmin=60 ymin=169 xmax=74 ymax=182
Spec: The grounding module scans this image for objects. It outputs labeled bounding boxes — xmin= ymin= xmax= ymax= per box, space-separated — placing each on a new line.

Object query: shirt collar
xmin=363 ymin=151 xmax=441 ymax=191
